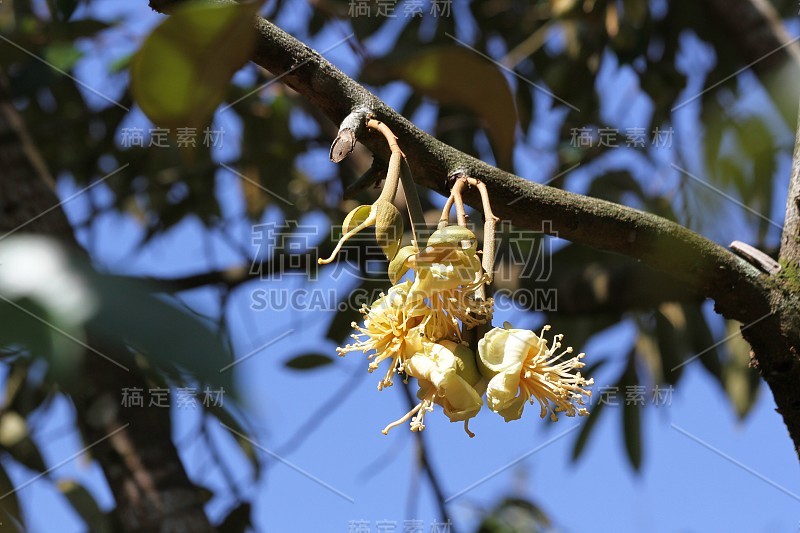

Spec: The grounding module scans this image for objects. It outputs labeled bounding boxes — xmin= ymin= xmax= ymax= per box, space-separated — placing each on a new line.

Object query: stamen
xmin=382 ymin=401 xmax=424 ymax=435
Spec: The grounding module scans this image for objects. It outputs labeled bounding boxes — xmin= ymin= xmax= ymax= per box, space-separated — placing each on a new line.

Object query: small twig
xmin=730 ymin=240 xmax=781 ymax=275
xmin=329 ymin=107 xmax=370 ymax=163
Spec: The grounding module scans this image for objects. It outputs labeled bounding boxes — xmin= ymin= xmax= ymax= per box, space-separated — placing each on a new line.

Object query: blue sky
xmin=3 ymin=1 xmax=799 ymax=532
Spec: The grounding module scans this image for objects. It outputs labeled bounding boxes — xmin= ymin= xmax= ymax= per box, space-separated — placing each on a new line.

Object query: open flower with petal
xmin=478 ymin=324 xmax=593 ymax=422
xmin=337 ymin=280 xmax=422 ymax=390
xmin=382 ymin=340 xmax=485 ymax=437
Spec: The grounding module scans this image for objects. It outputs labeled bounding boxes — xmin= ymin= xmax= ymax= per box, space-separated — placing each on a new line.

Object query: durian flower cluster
xmin=320 ymin=120 xmax=592 ymax=436
xmin=322 ymin=214 xmax=592 ymax=437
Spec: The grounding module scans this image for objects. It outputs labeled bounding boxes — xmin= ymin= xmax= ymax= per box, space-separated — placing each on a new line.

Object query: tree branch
xmin=148 ymin=0 xmax=800 ymax=457
xmin=151 ymin=0 xmax=767 ymax=322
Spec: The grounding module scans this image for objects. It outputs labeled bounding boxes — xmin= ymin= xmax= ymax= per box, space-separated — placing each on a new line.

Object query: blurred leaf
xmin=46 ymin=19 xmax=112 ymax=42
xmin=0 ymin=297 xmax=76 ymax=368
xmin=43 ymin=43 xmax=82 ymax=70
xmin=90 ymin=275 xmax=234 ymax=393
xmin=327 ymin=0 xmax=386 ymax=38
xmin=683 ymin=304 xmax=724 ymax=385
xmin=571 ymin=399 xmax=605 ymax=461
xmin=235 ymin=95 xmax=306 ymax=220
xmin=284 ymin=353 xmax=334 ymax=371
xmin=654 ymin=303 xmax=689 ymax=384
xmin=477 ymin=497 xmax=551 ymax=533
xmin=515 ymin=84 xmax=533 ymax=134
xmin=620 ymin=351 xmax=642 ymax=471
xmin=55 ymin=0 xmax=80 ymax=21
xmin=207 ymin=406 xmax=260 ymax=475
xmin=216 ymin=502 xmax=251 ymax=533
xmin=587 ymin=171 xmax=646 ymax=204
xmin=362 ymin=47 xmax=517 ymax=168
xmin=0 ymin=461 xmax=23 ymax=531
xmin=58 ymin=480 xmax=112 ymax=533
xmin=722 ymin=320 xmax=760 ymax=419
xmin=240 ymin=164 xmax=270 ymax=218
xmin=326 ymin=278 xmax=385 ymax=344
xmin=108 ymin=53 xmax=133 ymax=74
xmin=131 ymin=1 xmax=260 ymax=129
xmin=0 ymin=411 xmax=46 ymax=473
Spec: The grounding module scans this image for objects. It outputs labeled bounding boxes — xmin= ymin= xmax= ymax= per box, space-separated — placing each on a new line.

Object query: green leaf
xmin=131 ymin=1 xmax=260 ymax=130
xmin=362 ymin=47 xmax=517 ymax=169
xmin=58 ymin=480 xmax=112 ymax=533
xmin=284 ymin=353 xmax=334 ymax=371
xmin=0 ymin=237 xmax=233 ymax=392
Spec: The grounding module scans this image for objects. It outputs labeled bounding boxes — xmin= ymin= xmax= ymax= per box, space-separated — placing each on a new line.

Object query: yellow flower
xmin=407 ymin=226 xmax=493 ymax=335
xmin=478 ymin=324 xmax=593 ymax=422
xmin=382 ymin=340 xmax=485 ymax=437
xmin=338 ymin=281 xmax=422 ymax=390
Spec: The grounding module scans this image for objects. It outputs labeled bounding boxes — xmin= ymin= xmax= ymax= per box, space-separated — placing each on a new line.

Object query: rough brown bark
xmin=0 ymin=78 xmax=214 ymax=532
xmin=781 ymin=106 xmax=800 ymax=269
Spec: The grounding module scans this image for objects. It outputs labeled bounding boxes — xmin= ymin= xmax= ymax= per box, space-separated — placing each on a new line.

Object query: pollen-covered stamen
xmin=376 ymin=355 xmax=404 ymax=390
xmin=429 ymin=288 xmax=493 ymax=331
xmin=381 ymin=392 xmax=434 ymax=435
xmin=381 ymin=401 xmax=424 ymax=435
xmin=517 ymin=332 xmax=594 ymax=422
xmin=409 ymin=394 xmax=435 ymax=432
xmin=337 ymin=282 xmax=423 ymax=390
xmin=414 ymin=304 xmax=459 ymax=342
